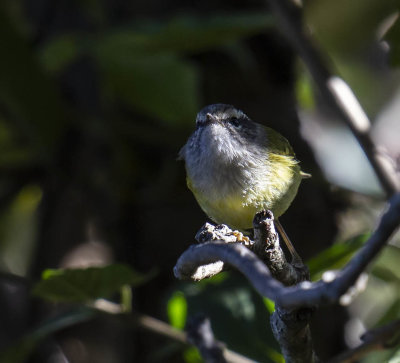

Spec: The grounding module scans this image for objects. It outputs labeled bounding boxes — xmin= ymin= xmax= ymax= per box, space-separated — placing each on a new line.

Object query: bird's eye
xmin=229 ymin=117 xmax=240 ymax=127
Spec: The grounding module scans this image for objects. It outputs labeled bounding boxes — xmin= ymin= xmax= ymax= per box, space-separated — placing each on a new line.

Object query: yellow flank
xmin=187 ymin=149 xmax=302 ymax=231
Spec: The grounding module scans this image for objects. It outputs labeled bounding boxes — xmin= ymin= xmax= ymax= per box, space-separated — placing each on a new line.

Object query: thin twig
xmin=130 ymin=313 xmax=254 ymax=363
xmin=266 ymin=0 xmax=400 ymax=196
xmin=327 ymin=319 xmax=400 ymax=363
xmin=186 ymin=315 xmax=227 ymax=363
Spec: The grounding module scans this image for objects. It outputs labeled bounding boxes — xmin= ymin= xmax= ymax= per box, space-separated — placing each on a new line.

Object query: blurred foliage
xmin=0 ymin=0 xmax=400 ymax=362
xmin=385 ymin=14 xmax=400 ymax=67
xmin=167 ymin=291 xmax=187 ymax=330
xmin=170 ymin=272 xmax=284 ymax=362
xmin=37 ymin=12 xmax=273 ymax=125
xmin=0 ymin=307 xmax=96 ymax=363
xmin=295 ymin=70 xmax=315 ymax=111
xmin=33 ymin=264 xmax=152 ymax=303
xmin=182 ymin=347 xmax=203 ymax=363
xmin=305 ymin=0 xmax=400 ymax=117
xmin=0 ymin=185 xmax=41 ymax=275
xmin=308 ymin=233 xmax=370 ymax=280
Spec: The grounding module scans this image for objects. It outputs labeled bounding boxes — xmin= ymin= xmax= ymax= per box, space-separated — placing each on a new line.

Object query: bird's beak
xmin=206 ymin=113 xmax=220 ymax=125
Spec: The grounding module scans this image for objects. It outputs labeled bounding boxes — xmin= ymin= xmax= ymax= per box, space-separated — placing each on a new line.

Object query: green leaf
xmin=167 ymin=291 xmax=187 ymax=330
xmin=38 ymin=34 xmax=81 ymax=74
xmin=263 ymin=297 xmax=275 ymax=314
xmin=307 ymin=233 xmax=370 ymax=280
xmin=266 ymin=347 xmax=285 ymax=363
xmin=181 ymin=273 xmax=279 ymax=361
xmin=183 ymin=346 xmax=202 ymax=363
xmin=296 ymin=71 xmax=315 ymax=110
xmin=33 ymin=264 xmax=153 ymax=303
xmin=0 ymin=185 xmax=42 ymax=276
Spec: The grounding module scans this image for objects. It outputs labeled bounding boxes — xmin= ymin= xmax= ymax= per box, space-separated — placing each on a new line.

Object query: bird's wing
xmin=264 ymin=126 xmax=296 ymax=157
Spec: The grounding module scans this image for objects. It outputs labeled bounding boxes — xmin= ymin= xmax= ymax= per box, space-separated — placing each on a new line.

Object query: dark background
xmin=0 ymin=0 xmax=399 ymax=362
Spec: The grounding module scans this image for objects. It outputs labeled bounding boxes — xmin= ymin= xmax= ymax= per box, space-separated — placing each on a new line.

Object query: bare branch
xmin=186 ymin=315 xmax=227 ymax=363
xmin=175 ymin=212 xmax=308 ymax=285
xmin=94 ymin=304 xmax=254 ymax=363
xmin=327 ymin=319 xmax=400 ymax=363
xmin=175 ymin=211 xmax=318 ymax=362
xmin=266 ymin=0 xmax=400 ymax=196
xmin=133 ymin=313 xmax=254 ymax=363
xmin=271 ymin=306 xmax=318 ymax=363
xmin=252 ymin=210 xmax=308 ymax=285
xmin=175 ymin=193 xmax=400 ymax=309
xmin=252 ymin=212 xmax=318 ymax=361
xmin=182 ymin=223 xmax=253 ymax=280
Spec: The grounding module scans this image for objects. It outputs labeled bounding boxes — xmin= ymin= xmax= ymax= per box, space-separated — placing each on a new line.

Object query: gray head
xmin=180 ymin=104 xmax=265 ymax=162
xmin=179 ymin=103 xmax=269 ymax=198
xmin=195 ymin=103 xmax=256 ymax=139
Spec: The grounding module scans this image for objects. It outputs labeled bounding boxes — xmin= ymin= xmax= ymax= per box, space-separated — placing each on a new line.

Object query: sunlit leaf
xmin=183 ymin=346 xmax=202 ymax=363
xmin=263 ymin=297 xmax=275 ymax=314
xmin=33 ymin=264 xmax=153 ymax=303
xmin=266 ymin=347 xmax=285 ymax=363
xmin=167 ymin=291 xmax=187 ymax=330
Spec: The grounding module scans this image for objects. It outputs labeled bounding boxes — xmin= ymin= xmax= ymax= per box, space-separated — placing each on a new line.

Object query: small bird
xmin=179 ymin=104 xmax=307 ymax=261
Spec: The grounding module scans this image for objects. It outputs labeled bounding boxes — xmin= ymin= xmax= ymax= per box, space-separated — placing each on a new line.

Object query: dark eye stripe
xmin=229 ymin=117 xmax=240 ymax=127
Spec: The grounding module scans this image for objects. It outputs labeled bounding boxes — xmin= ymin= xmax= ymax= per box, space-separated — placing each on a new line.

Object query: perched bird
xmin=179 ymin=104 xmax=307 ymax=261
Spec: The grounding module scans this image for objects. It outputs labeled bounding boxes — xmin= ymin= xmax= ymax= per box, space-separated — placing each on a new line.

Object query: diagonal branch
xmin=175 ymin=193 xmax=400 ymax=309
xmin=266 ymin=0 xmax=400 ymax=196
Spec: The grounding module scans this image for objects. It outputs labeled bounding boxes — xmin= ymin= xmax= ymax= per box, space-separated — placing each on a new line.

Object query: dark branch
xmin=175 ymin=211 xmax=318 ymax=362
xmin=252 ymin=210 xmax=308 ymax=285
xmin=175 ymin=193 xmax=400 ymax=309
xmin=271 ymin=306 xmax=318 ymax=363
xmin=186 ymin=315 xmax=226 ymax=363
xmin=131 ymin=313 xmax=254 ymax=363
xmin=252 ymin=211 xmax=318 ymax=362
